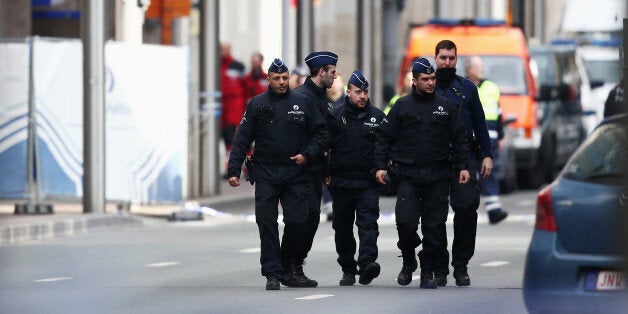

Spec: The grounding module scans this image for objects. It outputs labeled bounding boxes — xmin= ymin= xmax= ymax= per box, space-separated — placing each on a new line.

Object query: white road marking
xmin=239 ymin=247 xmax=261 ymax=253
xmin=34 ymin=277 xmax=73 ymax=282
xmin=294 ymin=294 xmax=334 ymax=300
xmin=145 ymin=262 xmax=179 ymax=268
xmin=517 ymin=199 xmax=536 ymax=207
xmin=481 ymin=261 xmax=510 ymax=267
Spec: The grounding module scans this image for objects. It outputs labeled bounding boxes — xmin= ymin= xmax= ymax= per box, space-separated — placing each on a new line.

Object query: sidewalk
xmin=0 ymin=179 xmax=255 ymax=245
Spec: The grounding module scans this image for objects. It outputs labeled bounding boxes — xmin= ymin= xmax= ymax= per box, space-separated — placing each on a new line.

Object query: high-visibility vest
xmin=478 ymin=80 xmax=500 ymax=122
xmin=384 ymin=94 xmax=401 ymax=115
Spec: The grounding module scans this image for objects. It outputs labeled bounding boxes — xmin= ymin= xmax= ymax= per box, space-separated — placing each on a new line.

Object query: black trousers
xmin=297 ymin=171 xmax=323 ymax=264
xmin=395 ymin=178 xmax=449 ymax=271
xmin=328 ymin=186 xmax=380 ymax=274
xmin=254 ymin=181 xmax=309 ymax=277
xmin=433 ymin=158 xmax=481 ymax=274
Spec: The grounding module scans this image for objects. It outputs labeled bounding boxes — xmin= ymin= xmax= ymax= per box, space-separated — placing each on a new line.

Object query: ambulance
xmin=397 ymin=19 xmax=542 ymax=188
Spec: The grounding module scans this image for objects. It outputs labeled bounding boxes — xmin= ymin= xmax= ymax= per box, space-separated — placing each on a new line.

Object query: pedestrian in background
xmin=327 ymin=72 xmax=346 ymax=108
xmin=328 ymin=70 xmax=385 ymax=286
xmin=289 ymin=64 xmax=307 ymax=90
xmin=293 ymin=51 xmax=338 ymax=285
xmin=385 ymin=68 xmax=413 ymax=115
xmin=465 ymin=55 xmax=508 ymax=224
xmin=220 ymin=42 xmax=247 ymax=178
xmin=375 ymin=58 xmax=471 ymax=289
xmin=243 ymin=51 xmax=268 ymax=103
xmin=227 ymin=59 xmax=328 ymax=290
xmin=433 ymin=40 xmax=493 ymax=287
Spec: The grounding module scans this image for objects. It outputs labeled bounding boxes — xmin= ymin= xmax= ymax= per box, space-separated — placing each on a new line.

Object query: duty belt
xmin=391 ymin=160 xmax=451 ymax=168
xmin=332 ymin=169 xmax=372 ymax=179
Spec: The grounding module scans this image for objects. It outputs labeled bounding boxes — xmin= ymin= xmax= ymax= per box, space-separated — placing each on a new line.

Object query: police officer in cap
xmin=227 ymin=58 xmax=328 ymax=290
xmin=293 ymin=51 xmax=338 ymax=284
xmin=327 ymin=70 xmax=386 ymax=286
xmin=375 ymin=58 xmax=471 ymax=289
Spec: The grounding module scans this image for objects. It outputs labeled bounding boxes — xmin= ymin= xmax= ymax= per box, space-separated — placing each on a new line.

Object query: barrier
xmin=0 ymin=37 xmax=188 ymax=205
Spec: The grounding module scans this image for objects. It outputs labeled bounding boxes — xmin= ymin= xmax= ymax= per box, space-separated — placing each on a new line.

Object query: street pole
xmin=382 ymin=0 xmax=401 ymax=107
xmin=357 ymin=0 xmax=375 ymax=101
xmin=282 ymin=0 xmax=290 ymax=65
xmin=82 ymin=0 xmax=106 ymax=213
xmin=296 ymin=0 xmax=313 ymax=62
xmin=200 ymin=0 xmax=220 ymax=196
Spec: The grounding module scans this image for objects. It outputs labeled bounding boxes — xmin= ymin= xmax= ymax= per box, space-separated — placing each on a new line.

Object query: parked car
xmin=523 ymin=114 xmax=627 ymax=313
xmin=527 ymin=44 xmax=589 ymax=187
xmin=576 ymin=43 xmax=622 ymax=134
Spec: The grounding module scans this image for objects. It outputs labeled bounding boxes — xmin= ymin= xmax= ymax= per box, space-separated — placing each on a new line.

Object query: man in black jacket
xmin=328 ymin=70 xmax=386 ymax=286
xmin=375 ymin=58 xmax=471 ymax=289
xmin=433 ymin=40 xmax=493 ymax=287
xmin=293 ymin=51 xmax=338 ymax=285
xmin=227 ymin=59 xmax=328 ymax=290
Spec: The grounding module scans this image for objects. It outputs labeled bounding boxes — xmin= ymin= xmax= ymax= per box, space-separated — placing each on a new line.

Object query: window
xmin=562 ymin=122 xmax=627 ymax=185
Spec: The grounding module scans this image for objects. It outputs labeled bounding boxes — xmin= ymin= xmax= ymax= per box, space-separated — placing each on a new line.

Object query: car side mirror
xmin=590 ymin=80 xmax=605 ymax=89
xmin=537 ymin=84 xmax=557 ymax=101
xmin=558 ymin=83 xmax=572 ymax=102
xmin=504 ymin=116 xmax=517 ymax=125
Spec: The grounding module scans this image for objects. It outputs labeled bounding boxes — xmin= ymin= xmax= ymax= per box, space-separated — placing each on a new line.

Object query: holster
xmin=245 ymin=155 xmax=255 ymax=185
xmin=470 ymin=137 xmax=484 ymax=160
xmin=381 ymin=161 xmax=398 ymax=196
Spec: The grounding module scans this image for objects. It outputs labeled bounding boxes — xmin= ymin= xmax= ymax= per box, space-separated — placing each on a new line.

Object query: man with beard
xmin=292 ymin=51 xmax=338 ymax=287
xmin=227 ymin=59 xmax=328 ymax=290
xmin=327 ymin=70 xmax=385 ymax=286
xmin=432 ymin=40 xmax=493 ymax=287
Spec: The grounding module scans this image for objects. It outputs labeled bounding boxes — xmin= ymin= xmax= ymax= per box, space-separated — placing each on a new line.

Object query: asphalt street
xmin=0 ymin=189 xmax=539 ymax=313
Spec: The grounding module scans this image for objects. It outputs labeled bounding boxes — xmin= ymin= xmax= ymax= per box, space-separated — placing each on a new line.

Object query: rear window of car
xmin=562 ymin=122 xmax=627 ymax=185
xmin=530 ymin=50 xmax=555 ymax=87
xmin=583 ymin=59 xmax=621 ymax=84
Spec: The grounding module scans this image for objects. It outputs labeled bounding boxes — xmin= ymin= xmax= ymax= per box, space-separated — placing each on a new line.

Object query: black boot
xmin=419 ymin=270 xmax=437 ymax=289
xmin=488 ymin=208 xmax=508 ymax=225
xmin=281 ymin=264 xmax=318 ymax=288
xmin=433 ymin=271 xmax=447 ymax=287
xmin=358 ymin=262 xmax=381 ymax=285
xmin=339 ymin=272 xmax=356 ymax=286
xmin=454 ymin=266 xmax=471 ymax=286
xmin=266 ymin=276 xmax=280 ymax=290
xmin=397 ymin=253 xmax=418 ymax=286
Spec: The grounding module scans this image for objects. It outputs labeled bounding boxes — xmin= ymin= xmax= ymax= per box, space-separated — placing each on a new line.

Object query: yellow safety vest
xmin=478 ymin=80 xmax=500 ymax=122
xmin=384 ymin=94 xmax=401 ymax=115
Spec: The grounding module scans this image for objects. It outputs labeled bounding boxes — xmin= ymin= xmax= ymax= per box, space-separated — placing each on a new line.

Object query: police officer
xmin=327 ymin=70 xmax=385 ymax=286
xmin=375 ymin=58 xmax=471 ymax=289
xmin=604 ymin=78 xmax=625 ymax=117
xmin=432 ymin=40 xmax=493 ymax=287
xmin=465 ymin=55 xmax=508 ymax=224
xmin=293 ymin=51 xmax=338 ymax=283
xmin=227 ymin=59 xmax=328 ymax=290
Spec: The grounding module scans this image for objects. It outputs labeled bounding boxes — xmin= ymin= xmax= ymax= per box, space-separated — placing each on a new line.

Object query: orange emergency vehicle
xmin=397 ymin=19 xmax=539 ymax=188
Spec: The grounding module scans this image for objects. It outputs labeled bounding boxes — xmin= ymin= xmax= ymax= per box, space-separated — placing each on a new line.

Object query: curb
xmin=0 ymin=192 xmax=255 ymax=245
xmin=0 ymin=214 xmax=143 ymax=245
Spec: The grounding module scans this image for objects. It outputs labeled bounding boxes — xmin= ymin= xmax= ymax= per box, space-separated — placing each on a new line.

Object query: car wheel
xmin=500 ymin=146 xmax=518 ymax=193
xmin=518 ymin=149 xmax=546 ymax=189
xmin=542 ymin=137 xmax=556 ymax=183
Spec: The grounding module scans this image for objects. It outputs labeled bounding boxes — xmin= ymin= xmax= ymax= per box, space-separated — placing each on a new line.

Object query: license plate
xmin=585 ymin=271 xmax=626 ymax=291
